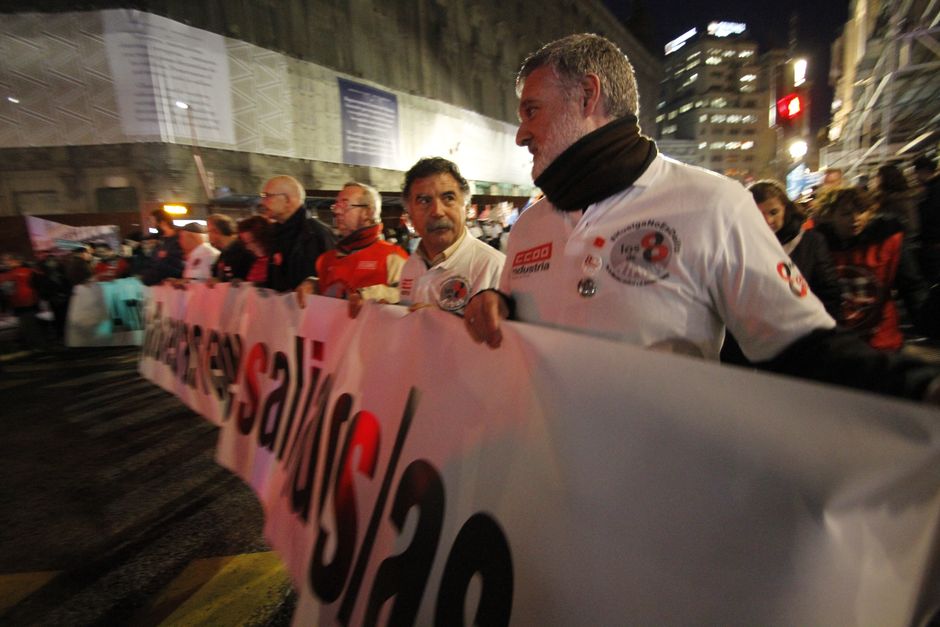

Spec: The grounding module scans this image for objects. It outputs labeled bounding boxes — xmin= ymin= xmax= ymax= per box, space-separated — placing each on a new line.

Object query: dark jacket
xmin=816 ymin=216 xmax=930 ymax=351
xmin=214 ymin=239 xmax=256 ymax=281
xmin=879 ymin=189 xmax=920 ymax=241
xmin=721 ymin=214 xmax=842 ymax=365
xmin=266 ymin=207 xmax=336 ymax=292
xmin=919 ymin=176 xmax=940 ymax=281
xmin=777 ymin=214 xmax=842 ymax=320
xmin=140 ymin=235 xmax=184 ymax=286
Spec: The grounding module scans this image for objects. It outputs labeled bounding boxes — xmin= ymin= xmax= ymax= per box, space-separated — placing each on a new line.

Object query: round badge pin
xmin=581 ymin=254 xmax=603 ymax=276
xmin=577 ymin=277 xmax=597 ymax=297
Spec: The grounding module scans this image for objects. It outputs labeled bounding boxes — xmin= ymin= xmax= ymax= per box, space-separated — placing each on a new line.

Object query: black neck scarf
xmin=336 ymin=223 xmax=382 ymax=255
xmin=534 ymin=115 xmax=657 ymax=213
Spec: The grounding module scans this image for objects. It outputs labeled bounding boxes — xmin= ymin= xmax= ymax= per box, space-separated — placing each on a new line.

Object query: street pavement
xmin=0 ymin=344 xmax=296 ymax=626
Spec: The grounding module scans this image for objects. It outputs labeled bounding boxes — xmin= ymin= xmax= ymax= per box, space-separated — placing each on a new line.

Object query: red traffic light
xmin=776 ymin=93 xmax=803 ymax=122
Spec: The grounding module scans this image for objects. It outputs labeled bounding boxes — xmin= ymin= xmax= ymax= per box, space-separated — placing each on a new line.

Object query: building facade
xmin=823 ymin=0 xmax=940 ymax=178
xmin=0 ymin=0 xmax=661 ymax=221
xmin=656 ymin=22 xmax=765 ymax=182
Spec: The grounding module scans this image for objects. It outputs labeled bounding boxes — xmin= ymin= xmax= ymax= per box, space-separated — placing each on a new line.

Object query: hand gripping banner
xmin=140 ymin=283 xmax=940 ymax=626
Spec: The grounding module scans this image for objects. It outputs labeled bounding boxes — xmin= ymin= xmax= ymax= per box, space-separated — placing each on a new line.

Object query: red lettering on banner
xmin=513 ymin=243 xmax=552 ymax=268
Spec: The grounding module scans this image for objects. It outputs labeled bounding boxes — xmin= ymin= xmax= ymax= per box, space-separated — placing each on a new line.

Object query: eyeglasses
xmin=331 ymin=203 xmax=370 ymax=211
xmin=259 ymin=192 xmax=289 ymax=200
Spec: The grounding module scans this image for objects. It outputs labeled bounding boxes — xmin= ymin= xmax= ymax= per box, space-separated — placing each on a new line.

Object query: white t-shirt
xmin=500 ymin=154 xmax=835 ymax=361
xmin=183 ymin=242 xmax=220 ymax=281
xmin=399 ymin=229 xmax=505 ymax=314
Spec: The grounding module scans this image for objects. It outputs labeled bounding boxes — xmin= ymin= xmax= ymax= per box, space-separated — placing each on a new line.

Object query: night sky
xmin=606 ymin=0 xmax=851 ymax=135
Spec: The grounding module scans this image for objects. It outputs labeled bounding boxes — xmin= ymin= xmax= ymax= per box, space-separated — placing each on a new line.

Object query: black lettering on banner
xmin=219 ymin=334 xmax=242 ymax=421
xmin=286 ymin=375 xmax=334 ymax=522
xmin=237 ymin=342 xmax=268 ymax=435
xmin=186 ymin=324 xmax=203 ymax=391
xmin=310 ymin=408 xmax=379 ymax=603
xmin=157 ymin=317 xmax=171 ymax=365
xmin=174 ymin=322 xmax=189 ymax=378
xmin=258 ymin=350 xmax=290 ymax=451
xmin=206 ymin=330 xmax=225 ymax=400
xmin=279 ymin=336 xmax=308 ymax=459
xmin=142 ymin=302 xmax=161 ymax=358
xmin=364 ymin=459 xmax=444 ymax=626
xmin=165 ymin=320 xmax=179 ymax=372
xmin=337 ymin=388 xmax=419 ymax=625
xmin=435 ymin=513 xmax=513 ymax=627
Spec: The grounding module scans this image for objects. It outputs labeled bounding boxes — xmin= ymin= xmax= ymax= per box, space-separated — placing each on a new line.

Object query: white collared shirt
xmin=500 ymin=154 xmax=835 ymax=361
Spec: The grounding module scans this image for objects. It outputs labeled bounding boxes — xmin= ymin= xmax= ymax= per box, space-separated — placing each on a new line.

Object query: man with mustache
xmin=397 ymin=157 xmax=505 ymax=314
xmin=463 ymin=33 xmax=939 ymax=402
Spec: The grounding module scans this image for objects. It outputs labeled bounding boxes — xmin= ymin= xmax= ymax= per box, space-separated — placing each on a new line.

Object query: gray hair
xmin=516 ymin=33 xmax=639 ymax=119
xmin=343 ymin=181 xmax=382 ymax=224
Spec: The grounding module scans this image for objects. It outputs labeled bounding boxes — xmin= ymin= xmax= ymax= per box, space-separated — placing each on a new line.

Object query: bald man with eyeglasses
xmin=259 ymin=175 xmax=335 ymax=292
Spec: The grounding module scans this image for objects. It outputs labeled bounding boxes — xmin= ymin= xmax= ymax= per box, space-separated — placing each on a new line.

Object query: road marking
xmin=0 ymin=570 xmax=59 ymax=615
xmin=141 ymin=551 xmax=292 ymax=626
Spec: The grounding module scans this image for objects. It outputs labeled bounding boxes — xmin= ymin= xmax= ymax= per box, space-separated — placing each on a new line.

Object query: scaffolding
xmin=822 ymin=0 xmax=940 ymax=178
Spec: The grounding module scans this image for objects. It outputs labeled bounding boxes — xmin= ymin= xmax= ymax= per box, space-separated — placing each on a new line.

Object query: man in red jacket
xmin=0 ymin=253 xmax=44 ymax=350
xmin=296 ymin=182 xmax=407 ymax=312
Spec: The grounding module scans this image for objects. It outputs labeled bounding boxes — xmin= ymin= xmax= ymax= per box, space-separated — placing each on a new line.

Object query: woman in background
xmin=237 ymin=215 xmax=274 ymax=285
xmin=750 ymin=179 xmax=842 ymax=319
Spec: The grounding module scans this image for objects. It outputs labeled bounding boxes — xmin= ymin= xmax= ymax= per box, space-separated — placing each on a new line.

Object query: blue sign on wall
xmin=338 ymin=78 xmax=400 ymax=169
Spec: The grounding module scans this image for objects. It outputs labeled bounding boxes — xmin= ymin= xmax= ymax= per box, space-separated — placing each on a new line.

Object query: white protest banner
xmin=25 ymin=216 xmax=121 ymax=255
xmin=139 ymin=284 xmax=940 ymax=626
xmin=66 ymin=278 xmax=147 ymax=347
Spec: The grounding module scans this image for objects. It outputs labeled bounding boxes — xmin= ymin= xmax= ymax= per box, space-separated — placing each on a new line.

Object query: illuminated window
xmin=710 ymin=142 xmax=725 ymax=150
xmin=679 ymin=103 xmax=692 ymax=114
xmin=699 ymin=114 xmax=708 ymax=122
xmin=699 ymin=142 xmax=707 ymax=149
xmin=706 ymin=56 xmax=722 ymax=65
xmin=726 ymin=141 xmax=741 ymax=150
xmin=711 ymin=98 xmax=727 ymax=108
xmin=739 ymin=74 xmax=756 ymax=82
xmin=742 ymin=141 xmax=754 ymax=150
xmin=668 ymin=110 xmax=677 ymax=120
xmin=738 ymin=50 xmax=754 ymax=58
xmin=656 ymin=114 xmax=665 ymax=123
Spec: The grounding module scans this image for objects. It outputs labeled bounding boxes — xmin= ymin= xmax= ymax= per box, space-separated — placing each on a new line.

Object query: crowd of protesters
xmin=2 ymin=153 xmax=938 ymax=370
xmin=772 ymin=157 xmax=940 ymax=354
xmin=0 ymin=166 xmax=512 ymax=350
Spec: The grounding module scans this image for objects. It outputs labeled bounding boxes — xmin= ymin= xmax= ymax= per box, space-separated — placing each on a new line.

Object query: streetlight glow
xmin=788 ymin=140 xmax=808 ymax=160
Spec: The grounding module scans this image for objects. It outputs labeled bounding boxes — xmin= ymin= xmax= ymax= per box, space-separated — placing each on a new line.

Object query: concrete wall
xmin=0 ymin=1 xmax=662 ymax=216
